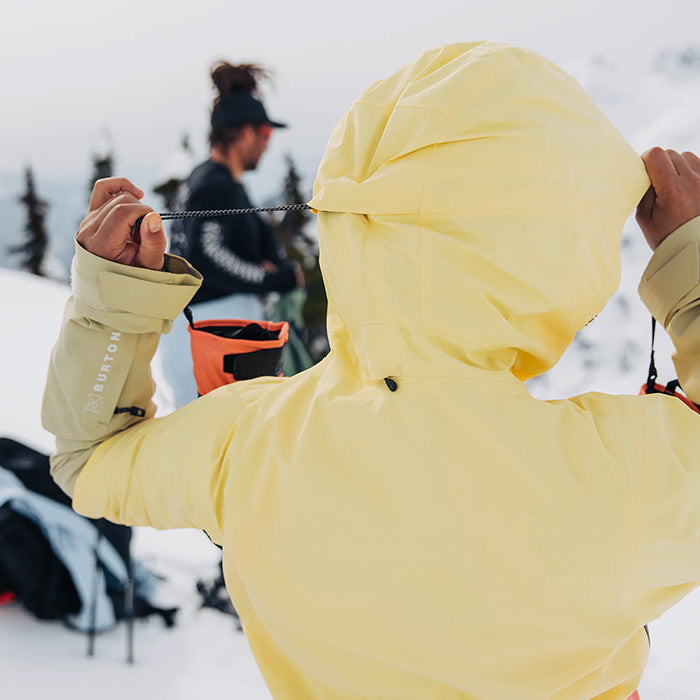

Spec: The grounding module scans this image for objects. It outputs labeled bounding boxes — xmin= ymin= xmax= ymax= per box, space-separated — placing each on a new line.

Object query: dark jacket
xmin=170 ymin=160 xmax=297 ymax=304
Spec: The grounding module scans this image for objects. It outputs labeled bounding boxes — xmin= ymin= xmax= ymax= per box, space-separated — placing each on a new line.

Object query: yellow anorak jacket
xmin=43 ymin=43 xmax=700 ymax=699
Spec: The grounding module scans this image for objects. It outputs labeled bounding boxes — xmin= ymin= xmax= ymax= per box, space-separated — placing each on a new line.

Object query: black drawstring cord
xmin=131 ymin=203 xmax=312 ymax=239
xmin=646 ymin=317 xmax=658 ymax=394
xmin=160 ymin=203 xmax=312 ymax=220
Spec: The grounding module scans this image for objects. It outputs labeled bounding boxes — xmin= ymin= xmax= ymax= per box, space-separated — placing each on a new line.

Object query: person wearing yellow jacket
xmin=42 ymin=42 xmax=700 ymax=699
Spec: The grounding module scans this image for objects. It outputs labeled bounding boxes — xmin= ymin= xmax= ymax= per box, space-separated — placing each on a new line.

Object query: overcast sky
xmin=1 ymin=0 xmax=699 ymax=198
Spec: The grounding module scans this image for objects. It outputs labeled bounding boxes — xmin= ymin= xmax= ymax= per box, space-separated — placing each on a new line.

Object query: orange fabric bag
xmin=185 ymin=308 xmax=289 ymax=396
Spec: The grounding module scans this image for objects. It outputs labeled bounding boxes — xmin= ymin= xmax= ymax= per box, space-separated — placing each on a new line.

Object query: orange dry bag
xmin=184 ymin=307 xmax=289 ymax=396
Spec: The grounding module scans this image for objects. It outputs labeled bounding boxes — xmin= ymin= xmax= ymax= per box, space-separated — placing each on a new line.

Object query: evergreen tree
xmin=88 ymin=149 xmax=114 ymax=201
xmin=154 ymin=134 xmax=195 ymax=212
xmin=10 ymin=166 xmax=49 ymax=276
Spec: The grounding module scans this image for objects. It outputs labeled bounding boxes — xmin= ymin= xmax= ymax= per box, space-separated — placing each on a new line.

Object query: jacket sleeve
xmin=632 ymin=215 xmax=700 ymax=617
xmin=42 ymin=241 xmax=284 ymax=542
xmin=42 ymin=241 xmax=200 ymax=498
xmin=638 ymin=215 xmax=700 ymax=403
xmin=195 ymin=216 xmax=297 ymax=293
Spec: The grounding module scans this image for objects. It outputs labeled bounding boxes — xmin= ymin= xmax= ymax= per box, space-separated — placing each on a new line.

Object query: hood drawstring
xmin=131 ymin=204 xmax=312 ymax=239
xmin=159 ymin=203 xmax=311 ymax=220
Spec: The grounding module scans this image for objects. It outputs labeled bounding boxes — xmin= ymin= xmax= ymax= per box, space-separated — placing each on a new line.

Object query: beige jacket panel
xmin=41 ymin=241 xmax=202 ymax=496
xmin=639 ymin=216 xmax=700 ymax=402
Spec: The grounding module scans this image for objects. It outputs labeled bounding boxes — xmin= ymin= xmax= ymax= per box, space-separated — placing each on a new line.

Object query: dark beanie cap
xmin=211 ymin=92 xmax=287 ymax=129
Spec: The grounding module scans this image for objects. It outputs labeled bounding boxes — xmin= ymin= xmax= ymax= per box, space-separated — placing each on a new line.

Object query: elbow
xmin=50 ymin=443 xmax=98 ymax=500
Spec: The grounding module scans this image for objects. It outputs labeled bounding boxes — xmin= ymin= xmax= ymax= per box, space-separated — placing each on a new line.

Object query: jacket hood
xmin=309 ymin=43 xmax=650 ymax=382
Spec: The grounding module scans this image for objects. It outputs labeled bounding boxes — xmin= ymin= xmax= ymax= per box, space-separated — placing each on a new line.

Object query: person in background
xmin=161 ymin=62 xmax=303 ymax=408
xmin=43 ymin=43 xmax=700 ymax=699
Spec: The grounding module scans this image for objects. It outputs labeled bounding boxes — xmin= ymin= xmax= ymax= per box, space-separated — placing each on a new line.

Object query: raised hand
xmin=637 ymin=148 xmax=700 ymax=251
xmin=77 ymin=177 xmax=166 ymax=270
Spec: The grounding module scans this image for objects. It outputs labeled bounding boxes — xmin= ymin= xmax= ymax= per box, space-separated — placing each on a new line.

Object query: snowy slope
xmin=3 ymin=47 xmax=700 ymax=699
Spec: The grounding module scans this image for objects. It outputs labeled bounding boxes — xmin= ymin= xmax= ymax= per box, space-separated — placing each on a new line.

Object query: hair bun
xmin=210 ymin=62 xmax=270 ymax=97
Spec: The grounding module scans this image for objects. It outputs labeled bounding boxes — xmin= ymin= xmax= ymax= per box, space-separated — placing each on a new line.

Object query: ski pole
xmin=124 ymin=551 xmax=135 ymax=664
xmin=87 ymin=520 xmax=104 ymax=657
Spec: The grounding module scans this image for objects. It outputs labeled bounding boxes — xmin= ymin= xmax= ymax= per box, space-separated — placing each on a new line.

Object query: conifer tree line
xmin=9 ymin=166 xmax=49 ymax=277
xmin=8 ymin=149 xmax=115 ymax=278
xmin=87 ymin=150 xmax=114 ymax=200
xmin=9 ymin=143 xmax=328 ymax=359
xmin=271 ymin=155 xmax=329 ymax=361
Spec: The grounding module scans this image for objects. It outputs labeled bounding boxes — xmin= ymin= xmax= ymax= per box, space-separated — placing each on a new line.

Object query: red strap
xmin=0 ymin=591 xmax=16 ymax=606
xmin=639 ymin=382 xmax=700 ymax=414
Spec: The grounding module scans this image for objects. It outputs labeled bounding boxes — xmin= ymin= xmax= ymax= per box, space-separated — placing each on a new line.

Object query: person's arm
xmin=609 ymin=148 xmax=700 ymax=624
xmin=42 ymin=178 xmax=202 ymax=496
xmin=636 ymin=148 xmax=700 ymax=402
xmin=43 ymin=178 xmax=289 ymax=541
xmin=259 ymin=215 xmax=306 ymax=289
xmin=189 ymin=182 xmax=298 ymax=294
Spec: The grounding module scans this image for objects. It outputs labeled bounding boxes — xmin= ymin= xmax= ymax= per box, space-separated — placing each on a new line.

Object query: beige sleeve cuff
xmin=638 ymin=217 xmax=700 ymax=331
xmin=71 ymin=241 xmax=203 ymax=333
xmin=638 ymin=216 xmax=700 ymax=402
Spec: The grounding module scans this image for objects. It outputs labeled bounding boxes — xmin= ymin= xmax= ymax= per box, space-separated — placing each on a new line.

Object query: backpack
xmin=0 ymin=437 xmax=177 ymax=635
xmin=0 ymin=502 xmax=80 ymax=619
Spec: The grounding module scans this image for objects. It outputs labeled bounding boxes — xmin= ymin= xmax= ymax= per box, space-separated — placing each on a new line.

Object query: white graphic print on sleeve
xmin=200 ymin=221 xmax=266 ymax=284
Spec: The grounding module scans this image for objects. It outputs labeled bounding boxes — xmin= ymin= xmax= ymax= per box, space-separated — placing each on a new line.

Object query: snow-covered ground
xmin=2 ymin=529 xmax=271 ymax=699
xmin=3 ymin=46 xmax=700 ymax=699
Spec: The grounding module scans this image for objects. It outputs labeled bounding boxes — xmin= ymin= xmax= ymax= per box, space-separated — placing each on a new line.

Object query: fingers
xmin=682 ymin=151 xmax=700 ymax=174
xmin=97 ymin=202 xmax=154 ymax=249
xmin=668 ymin=150 xmax=695 ymax=177
xmin=134 ymin=212 xmax=166 ymax=271
xmin=82 ymin=191 xmax=143 ymax=232
xmin=637 ymin=147 xmax=700 ymax=250
xmin=641 ymin=147 xmax=678 ymax=194
xmin=642 ymin=147 xmax=700 ymax=185
xmin=88 ymin=177 xmax=144 ymax=212
xmin=79 ymin=177 xmax=165 ymax=270
xmin=78 ymin=201 xmax=153 ymax=263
